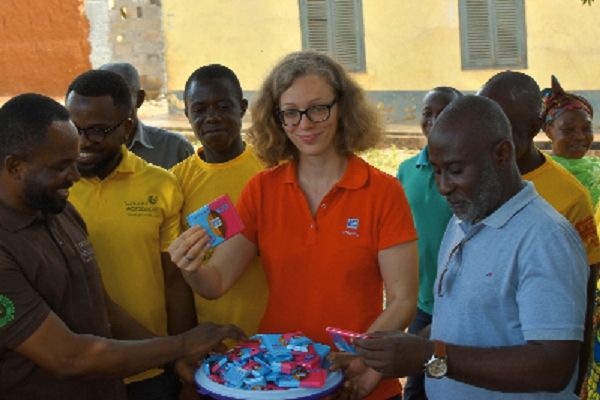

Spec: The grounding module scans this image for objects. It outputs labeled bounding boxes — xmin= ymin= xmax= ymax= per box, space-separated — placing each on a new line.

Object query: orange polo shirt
xmin=237 ymin=154 xmax=417 ymax=399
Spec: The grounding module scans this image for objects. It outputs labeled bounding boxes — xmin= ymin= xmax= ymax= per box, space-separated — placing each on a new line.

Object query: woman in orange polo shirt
xmin=170 ymin=51 xmax=418 ymax=400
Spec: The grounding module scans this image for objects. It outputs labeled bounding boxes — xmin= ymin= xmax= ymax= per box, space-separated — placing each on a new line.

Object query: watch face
xmin=427 ymin=358 xmax=448 ymax=378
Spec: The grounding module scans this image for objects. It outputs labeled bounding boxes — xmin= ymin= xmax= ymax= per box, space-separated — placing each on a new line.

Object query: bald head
xmin=99 ymin=62 xmax=141 ymax=94
xmin=478 ymin=71 xmax=543 ymax=159
xmin=480 ymin=71 xmax=541 ymax=113
xmin=428 ymin=95 xmax=522 ymax=223
xmin=99 ymin=63 xmax=143 ymax=124
xmin=431 ymin=95 xmax=513 ymax=147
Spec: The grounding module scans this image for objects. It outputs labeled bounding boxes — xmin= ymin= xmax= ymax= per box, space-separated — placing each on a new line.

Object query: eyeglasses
xmin=277 ymin=99 xmax=337 ymax=126
xmin=436 ymin=225 xmax=482 ymax=297
xmin=75 ymin=118 xmax=130 ymax=143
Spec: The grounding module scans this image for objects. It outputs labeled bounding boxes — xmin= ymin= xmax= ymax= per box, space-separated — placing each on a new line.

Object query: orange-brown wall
xmin=0 ymin=0 xmax=91 ymax=97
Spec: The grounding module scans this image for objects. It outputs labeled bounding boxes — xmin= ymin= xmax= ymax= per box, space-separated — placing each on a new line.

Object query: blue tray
xmin=195 ymin=368 xmax=343 ymax=400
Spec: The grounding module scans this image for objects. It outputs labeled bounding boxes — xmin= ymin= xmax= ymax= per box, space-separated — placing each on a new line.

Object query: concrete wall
xmin=86 ymin=0 xmax=167 ymax=99
xmin=161 ymin=0 xmax=600 ymax=124
xmin=85 ymin=0 xmax=112 ymax=68
xmin=0 ymin=0 xmax=91 ymax=97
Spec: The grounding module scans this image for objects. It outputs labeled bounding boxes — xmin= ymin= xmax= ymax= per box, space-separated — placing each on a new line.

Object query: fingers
xmin=328 ymin=352 xmax=357 ymax=370
xmin=207 ymin=323 xmax=247 ymax=346
xmin=174 ymin=358 xmax=197 ymax=383
xmin=219 ymin=324 xmax=247 ymax=342
xmin=339 ymin=379 xmax=365 ymax=400
xmin=354 ymin=336 xmax=388 ymax=351
xmin=168 ymin=226 xmax=211 ymax=272
xmin=360 ymin=358 xmax=389 ymax=372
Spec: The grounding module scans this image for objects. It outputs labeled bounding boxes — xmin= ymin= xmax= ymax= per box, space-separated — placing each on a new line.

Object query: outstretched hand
xmin=354 ymin=330 xmax=433 ymax=378
xmin=168 ymin=226 xmax=211 ymax=273
xmin=329 ymin=352 xmax=382 ymax=400
xmin=180 ymin=323 xmax=246 ymax=358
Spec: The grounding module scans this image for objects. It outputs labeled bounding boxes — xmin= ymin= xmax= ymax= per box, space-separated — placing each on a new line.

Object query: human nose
xmin=78 ymin=131 xmax=93 ymax=148
xmin=66 ymin=162 xmax=81 ymax=183
xmin=574 ymin=128 xmax=590 ymax=140
xmin=296 ymin=111 xmax=314 ymax=128
xmin=436 ymin=171 xmax=454 ymax=196
xmin=204 ymin=105 xmax=223 ymax=121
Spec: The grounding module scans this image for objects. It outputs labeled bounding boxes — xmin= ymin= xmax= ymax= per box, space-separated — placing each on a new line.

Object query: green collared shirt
xmin=397 ymin=146 xmax=453 ymax=315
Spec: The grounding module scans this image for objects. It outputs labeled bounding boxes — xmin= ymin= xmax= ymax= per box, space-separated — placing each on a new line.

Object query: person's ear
xmin=136 ymin=90 xmax=146 ymax=109
xmin=493 ymin=139 xmax=514 ymax=167
xmin=240 ymin=98 xmax=249 ymax=118
xmin=529 ymin=116 xmax=543 ymax=140
xmin=122 ymin=118 xmax=135 ymax=144
xmin=4 ymin=154 xmax=26 ymax=179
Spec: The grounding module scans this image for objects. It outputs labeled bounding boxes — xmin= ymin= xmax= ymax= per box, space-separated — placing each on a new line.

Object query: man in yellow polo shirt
xmin=170 ymin=65 xmax=268 ymax=393
xmin=66 ymin=70 xmax=196 ymax=400
xmin=480 ymin=71 xmax=600 ymax=393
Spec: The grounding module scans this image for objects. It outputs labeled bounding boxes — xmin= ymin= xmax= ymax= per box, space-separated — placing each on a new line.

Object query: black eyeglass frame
xmin=276 ymin=99 xmax=337 ymax=127
xmin=74 ymin=117 xmax=131 ymax=143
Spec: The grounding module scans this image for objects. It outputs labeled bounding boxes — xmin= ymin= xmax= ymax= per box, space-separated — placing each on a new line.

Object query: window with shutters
xmin=459 ymin=0 xmax=527 ymax=69
xmin=299 ymin=0 xmax=366 ymax=72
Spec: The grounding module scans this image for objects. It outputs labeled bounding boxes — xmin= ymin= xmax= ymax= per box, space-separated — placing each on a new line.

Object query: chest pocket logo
xmin=76 ymin=239 xmax=95 ymax=263
xmin=342 ymin=218 xmax=360 ymax=238
xmin=124 ymin=195 xmax=160 ymax=217
xmin=0 ymin=295 xmax=16 ymax=328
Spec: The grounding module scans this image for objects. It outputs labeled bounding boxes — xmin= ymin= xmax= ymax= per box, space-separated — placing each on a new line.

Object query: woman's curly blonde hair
xmin=247 ymin=51 xmax=383 ymax=167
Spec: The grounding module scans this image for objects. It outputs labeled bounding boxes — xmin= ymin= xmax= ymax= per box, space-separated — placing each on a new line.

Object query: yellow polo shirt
xmin=524 ymin=152 xmax=600 ymax=264
xmin=170 ymin=145 xmax=268 ymax=336
xmin=71 ymin=146 xmax=183 ymax=382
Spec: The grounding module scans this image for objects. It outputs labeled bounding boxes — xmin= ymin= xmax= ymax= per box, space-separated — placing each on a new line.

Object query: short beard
xmin=23 ymin=178 xmax=66 ymax=215
xmin=455 ymin=164 xmax=504 ymax=223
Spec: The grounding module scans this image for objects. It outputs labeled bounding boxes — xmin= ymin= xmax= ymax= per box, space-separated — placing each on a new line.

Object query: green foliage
xmin=582 ymin=0 xmax=595 ymax=5
xmin=359 ymin=145 xmax=418 ymax=176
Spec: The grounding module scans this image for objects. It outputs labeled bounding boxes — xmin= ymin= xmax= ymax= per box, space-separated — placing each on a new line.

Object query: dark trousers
xmin=126 ymin=368 xmax=181 ymax=400
xmin=403 ymin=307 xmax=433 ymax=400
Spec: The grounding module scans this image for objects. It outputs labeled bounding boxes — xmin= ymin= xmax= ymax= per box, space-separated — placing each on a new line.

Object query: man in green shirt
xmin=396 ymin=86 xmax=461 ymax=400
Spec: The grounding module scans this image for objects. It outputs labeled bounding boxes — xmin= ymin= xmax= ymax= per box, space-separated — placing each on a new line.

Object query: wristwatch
xmin=424 ymin=340 xmax=448 ymax=379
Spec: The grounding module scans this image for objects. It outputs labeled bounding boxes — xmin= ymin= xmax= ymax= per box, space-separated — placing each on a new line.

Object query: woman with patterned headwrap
xmin=544 ymin=78 xmax=600 ymax=400
xmin=542 ymin=75 xmax=600 ymax=208
xmin=542 ymin=76 xmax=600 ymax=400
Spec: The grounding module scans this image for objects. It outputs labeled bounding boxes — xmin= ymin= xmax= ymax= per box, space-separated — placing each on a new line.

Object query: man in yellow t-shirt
xmin=171 ymin=65 xmax=268 ymax=337
xmin=66 ymin=70 xmax=196 ymax=400
xmin=170 ymin=65 xmax=267 ymax=397
xmin=480 ymin=71 xmax=600 ymax=394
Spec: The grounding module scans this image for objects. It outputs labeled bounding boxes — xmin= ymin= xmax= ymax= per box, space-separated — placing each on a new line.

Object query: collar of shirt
xmin=0 ymin=199 xmax=45 ymax=232
xmin=129 ymin=121 xmax=154 ymax=150
xmin=415 ymin=146 xmax=430 ymax=168
xmin=103 ymin=145 xmax=137 ymax=180
xmin=281 ymin=154 xmax=368 ymax=190
xmin=455 ymin=181 xmax=536 ymax=235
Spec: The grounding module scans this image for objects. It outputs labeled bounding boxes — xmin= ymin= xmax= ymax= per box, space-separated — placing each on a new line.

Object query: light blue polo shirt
xmin=397 ymin=147 xmax=453 ymax=315
xmin=426 ymin=182 xmax=588 ymax=399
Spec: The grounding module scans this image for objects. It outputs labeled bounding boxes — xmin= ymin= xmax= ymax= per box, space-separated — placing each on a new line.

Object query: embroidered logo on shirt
xmin=76 ymin=239 xmax=96 ymax=263
xmin=0 ymin=295 xmax=16 ymax=328
xmin=342 ymin=218 xmax=360 ymax=237
xmin=346 ymin=218 xmax=359 ymax=229
xmin=124 ymin=197 xmax=160 ymax=217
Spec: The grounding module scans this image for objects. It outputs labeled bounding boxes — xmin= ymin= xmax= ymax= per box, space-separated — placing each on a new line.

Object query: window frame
xmin=459 ymin=0 xmax=528 ymax=70
xmin=299 ymin=0 xmax=367 ymax=72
